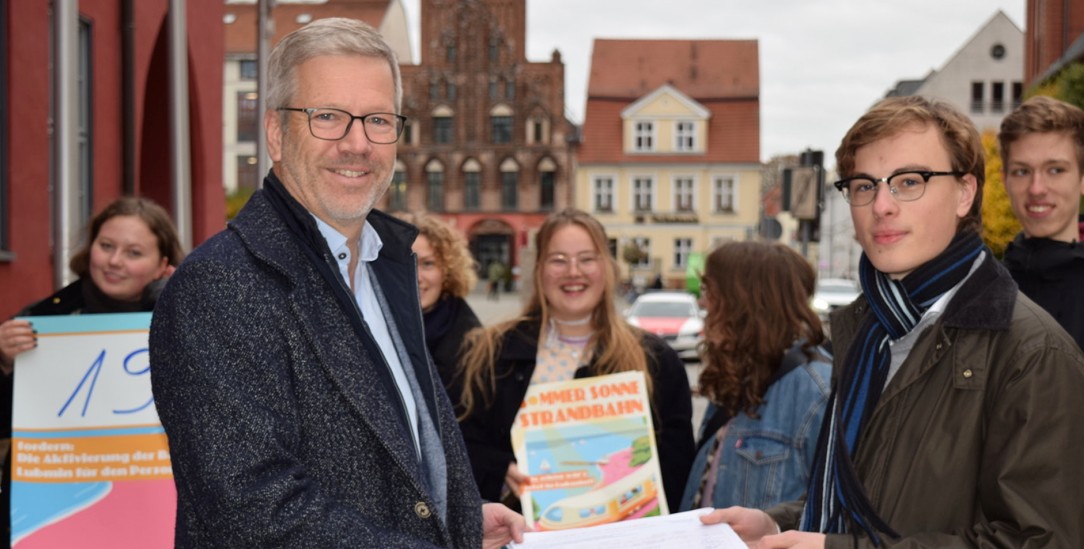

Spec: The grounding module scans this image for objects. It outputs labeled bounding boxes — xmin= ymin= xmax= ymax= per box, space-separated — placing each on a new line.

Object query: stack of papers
xmin=510 ymin=509 xmax=748 ymax=548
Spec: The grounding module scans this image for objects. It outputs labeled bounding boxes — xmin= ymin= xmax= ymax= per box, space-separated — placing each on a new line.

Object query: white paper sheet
xmin=509 ymin=508 xmax=748 ymax=549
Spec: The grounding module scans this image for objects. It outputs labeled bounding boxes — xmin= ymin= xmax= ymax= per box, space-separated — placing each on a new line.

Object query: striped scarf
xmin=800 ymin=231 xmax=985 ymax=545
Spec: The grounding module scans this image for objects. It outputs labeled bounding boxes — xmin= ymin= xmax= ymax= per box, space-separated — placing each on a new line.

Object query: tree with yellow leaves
xmin=980 ymin=130 xmax=1021 ymax=258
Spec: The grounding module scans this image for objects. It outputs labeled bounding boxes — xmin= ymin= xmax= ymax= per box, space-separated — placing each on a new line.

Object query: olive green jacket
xmin=768 ymin=253 xmax=1084 ymax=547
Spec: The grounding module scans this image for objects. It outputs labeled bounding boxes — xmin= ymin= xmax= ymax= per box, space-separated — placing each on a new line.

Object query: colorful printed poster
xmin=511 ymin=371 xmax=667 ymax=531
xmin=9 ymin=313 xmax=174 ymax=548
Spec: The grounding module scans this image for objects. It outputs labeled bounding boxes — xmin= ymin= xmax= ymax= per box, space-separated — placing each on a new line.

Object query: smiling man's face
xmin=266 ymin=54 xmax=397 ymax=239
xmin=1003 ymin=131 xmax=1084 ymax=242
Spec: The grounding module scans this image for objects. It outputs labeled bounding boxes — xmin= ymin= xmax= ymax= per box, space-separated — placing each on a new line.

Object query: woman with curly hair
xmin=680 ymin=241 xmax=831 ymax=511
xmin=398 ymin=212 xmax=483 ymax=391
xmin=456 ymin=208 xmax=695 ymax=509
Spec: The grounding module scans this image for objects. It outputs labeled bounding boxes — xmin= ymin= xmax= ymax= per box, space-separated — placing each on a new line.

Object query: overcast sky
xmin=400 ymin=0 xmax=1026 ymax=164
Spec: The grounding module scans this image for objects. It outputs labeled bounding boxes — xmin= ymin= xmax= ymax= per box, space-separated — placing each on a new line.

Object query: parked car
xmin=625 ymin=291 xmax=704 ymax=361
xmin=811 ymin=278 xmax=860 ymax=318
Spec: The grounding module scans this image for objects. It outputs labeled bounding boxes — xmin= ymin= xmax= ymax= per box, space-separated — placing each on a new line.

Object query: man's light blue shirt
xmin=313 ymin=216 xmax=421 ymax=456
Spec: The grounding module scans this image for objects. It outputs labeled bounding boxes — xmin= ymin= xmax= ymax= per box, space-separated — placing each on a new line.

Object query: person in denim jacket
xmin=681 ymin=241 xmax=832 ymax=511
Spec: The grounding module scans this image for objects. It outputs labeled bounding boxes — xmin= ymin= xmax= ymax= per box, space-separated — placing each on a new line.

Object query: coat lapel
xmin=231 ymin=190 xmax=428 ymax=489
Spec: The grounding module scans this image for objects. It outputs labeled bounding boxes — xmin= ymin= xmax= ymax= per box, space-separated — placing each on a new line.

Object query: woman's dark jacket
xmin=457 ymin=317 xmax=696 ymax=508
xmin=424 ymin=296 xmax=482 ymax=390
xmin=1 ymin=277 xmax=158 ymax=547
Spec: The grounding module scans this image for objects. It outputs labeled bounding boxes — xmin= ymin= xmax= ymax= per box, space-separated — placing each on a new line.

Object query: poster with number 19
xmin=10 ymin=313 xmax=174 ymax=548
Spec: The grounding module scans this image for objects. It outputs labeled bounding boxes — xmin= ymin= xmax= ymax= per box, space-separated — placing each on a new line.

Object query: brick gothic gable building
xmin=391 ymin=0 xmax=572 ymax=282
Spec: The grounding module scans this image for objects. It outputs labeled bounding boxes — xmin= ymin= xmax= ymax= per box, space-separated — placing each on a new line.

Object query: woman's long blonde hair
xmin=457 ymin=209 xmax=650 ymax=418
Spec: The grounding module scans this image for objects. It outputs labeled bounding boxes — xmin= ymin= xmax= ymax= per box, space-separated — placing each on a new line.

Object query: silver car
xmin=811 ymin=278 xmax=860 ymax=318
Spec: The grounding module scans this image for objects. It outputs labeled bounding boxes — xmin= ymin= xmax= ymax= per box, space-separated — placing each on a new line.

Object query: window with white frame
xmin=239 ymin=59 xmax=257 ymax=80
xmin=675 ymin=121 xmax=696 ymax=151
xmin=674 ymin=177 xmax=694 ymax=212
xmin=594 ymin=176 xmax=614 ymax=213
xmin=674 ymin=238 xmax=692 ymax=269
xmin=634 ymin=121 xmax=654 ymax=151
xmin=633 ymin=177 xmax=654 ymax=212
xmin=713 ymin=176 xmax=735 ymax=213
xmin=531 ymin=119 xmax=546 ymax=144
xmin=632 ymin=237 xmax=651 ymax=268
xmin=402 ymin=120 xmax=416 ymax=146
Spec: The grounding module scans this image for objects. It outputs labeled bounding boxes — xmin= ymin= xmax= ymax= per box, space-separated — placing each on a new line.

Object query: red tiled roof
xmin=587 ymin=39 xmax=759 ymax=99
xmin=579 ymin=39 xmax=760 ymax=164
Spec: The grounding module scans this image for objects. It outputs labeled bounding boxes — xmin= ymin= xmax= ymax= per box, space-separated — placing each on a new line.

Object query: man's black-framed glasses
xmin=833 ymin=170 xmax=965 ymax=206
xmin=278 ymin=107 xmax=407 ymax=144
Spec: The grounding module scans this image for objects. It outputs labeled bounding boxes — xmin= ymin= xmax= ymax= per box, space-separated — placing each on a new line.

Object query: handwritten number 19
xmin=58 ymin=348 xmax=154 ymax=418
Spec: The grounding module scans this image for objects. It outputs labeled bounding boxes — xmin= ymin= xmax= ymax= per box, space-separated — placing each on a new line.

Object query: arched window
xmin=500 ymin=158 xmax=519 ymax=210
xmin=527 ymin=113 xmax=549 ymax=145
xmin=426 ymin=159 xmax=445 ymax=211
xmin=432 ymin=105 xmax=454 ymax=144
xmin=463 ymin=159 xmax=481 ymax=211
xmin=490 ymin=104 xmax=513 ymax=144
xmin=538 ymin=157 xmax=557 ymax=210
xmin=389 ymin=160 xmax=408 ymax=211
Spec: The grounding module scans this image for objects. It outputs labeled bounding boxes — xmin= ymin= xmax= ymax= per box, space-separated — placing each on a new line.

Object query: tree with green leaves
xmin=1056 ymin=63 xmax=1084 ymax=109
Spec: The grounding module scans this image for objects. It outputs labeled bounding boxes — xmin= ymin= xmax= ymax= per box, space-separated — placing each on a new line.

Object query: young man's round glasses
xmin=833 ymin=170 xmax=965 ymax=206
xmin=277 ymin=107 xmax=407 ymax=144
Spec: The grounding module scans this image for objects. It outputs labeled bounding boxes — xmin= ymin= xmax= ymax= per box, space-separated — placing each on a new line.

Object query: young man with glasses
xmin=998 ymin=96 xmax=1084 ymax=350
xmin=149 ymin=18 xmax=524 ymax=548
xmin=702 ymin=96 xmax=1084 ymax=547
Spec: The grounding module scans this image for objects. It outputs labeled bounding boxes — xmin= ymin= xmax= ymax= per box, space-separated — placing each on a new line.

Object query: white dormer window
xmin=675 ymin=121 xmax=696 ymax=151
xmin=635 ymin=122 xmax=655 ymax=151
xmin=621 ymin=84 xmax=709 ymax=154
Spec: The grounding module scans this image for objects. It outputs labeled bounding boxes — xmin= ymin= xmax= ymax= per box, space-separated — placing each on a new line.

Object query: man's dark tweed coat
xmin=149 ymin=179 xmax=483 ymax=548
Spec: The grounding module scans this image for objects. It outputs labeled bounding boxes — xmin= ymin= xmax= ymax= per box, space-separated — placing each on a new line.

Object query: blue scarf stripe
xmin=802 ymin=404 xmax=841 ymax=531
xmin=838 ymin=332 xmax=879 ymax=421
xmin=801 ymin=232 xmax=986 ymax=545
xmin=908 ymin=247 xmax=982 ymax=296
xmin=885 ymin=281 xmax=918 ymax=335
xmin=843 ymin=351 xmax=888 ymax=448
